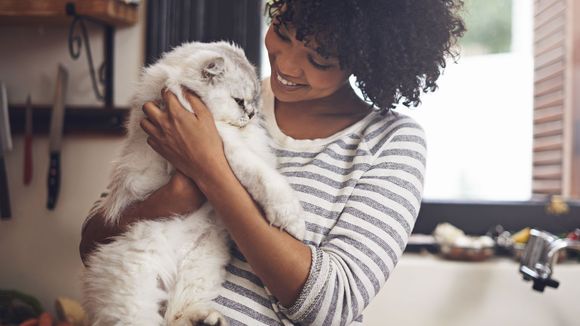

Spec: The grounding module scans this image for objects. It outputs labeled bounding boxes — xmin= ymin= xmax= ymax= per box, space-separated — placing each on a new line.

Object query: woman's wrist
xmin=193 ymin=157 xmax=237 ymax=197
xmin=80 ymin=175 xmax=205 ymax=265
xmin=130 ymin=177 xmax=205 ymax=222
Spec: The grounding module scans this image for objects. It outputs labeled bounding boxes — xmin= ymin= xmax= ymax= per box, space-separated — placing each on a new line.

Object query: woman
xmin=80 ymin=0 xmax=465 ymax=324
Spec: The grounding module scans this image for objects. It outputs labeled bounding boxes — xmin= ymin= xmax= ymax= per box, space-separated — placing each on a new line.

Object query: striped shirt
xmin=83 ymin=77 xmax=426 ymax=325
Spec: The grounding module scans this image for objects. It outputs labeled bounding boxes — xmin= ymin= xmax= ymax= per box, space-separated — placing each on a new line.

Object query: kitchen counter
xmin=363 ymin=253 xmax=580 ymax=326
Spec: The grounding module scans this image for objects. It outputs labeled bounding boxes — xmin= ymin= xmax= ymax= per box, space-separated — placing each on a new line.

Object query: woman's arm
xmin=266 ymin=123 xmax=426 ymax=325
xmin=140 ymin=90 xmax=312 ymax=306
xmin=79 ymin=172 xmax=206 ymax=266
xmin=162 ymin=100 xmax=426 ymax=324
xmin=195 ymin=159 xmax=312 ymax=307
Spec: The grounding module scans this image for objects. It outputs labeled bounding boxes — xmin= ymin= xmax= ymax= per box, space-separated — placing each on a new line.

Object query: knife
xmin=0 ymin=82 xmax=12 ymax=219
xmin=47 ymin=65 xmax=68 ymax=210
xmin=24 ymin=95 xmax=33 ymax=185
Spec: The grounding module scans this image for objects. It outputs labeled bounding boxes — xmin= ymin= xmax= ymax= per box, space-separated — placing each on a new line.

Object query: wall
xmin=0 ymin=13 xmax=144 ymax=106
xmin=0 ymin=4 xmax=145 ymax=313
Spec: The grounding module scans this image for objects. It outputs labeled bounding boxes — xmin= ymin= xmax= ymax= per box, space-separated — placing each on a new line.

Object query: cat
xmin=81 ymin=41 xmax=305 ymax=326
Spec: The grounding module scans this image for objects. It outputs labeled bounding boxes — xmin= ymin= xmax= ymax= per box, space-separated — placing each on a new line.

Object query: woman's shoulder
xmin=356 ymin=109 xmax=426 ymax=157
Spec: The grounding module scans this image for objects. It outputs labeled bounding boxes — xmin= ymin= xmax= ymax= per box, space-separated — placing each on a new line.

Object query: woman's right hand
xmin=162 ymin=171 xmax=207 ymax=216
xmin=117 ymin=170 xmax=206 ymax=226
xmin=79 ymin=171 xmax=206 ymax=265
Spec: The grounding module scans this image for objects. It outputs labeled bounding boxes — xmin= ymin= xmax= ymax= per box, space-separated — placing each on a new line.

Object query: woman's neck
xmin=275 ymin=83 xmax=368 ymax=118
xmin=272 ymin=83 xmax=373 ymax=140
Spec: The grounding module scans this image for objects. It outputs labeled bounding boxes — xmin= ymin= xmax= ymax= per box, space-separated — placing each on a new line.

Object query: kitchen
xmin=1 ymin=0 xmax=580 ymax=325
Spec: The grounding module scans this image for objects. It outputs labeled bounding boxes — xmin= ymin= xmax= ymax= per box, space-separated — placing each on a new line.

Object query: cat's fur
xmin=82 ymin=41 xmax=305 ymax=326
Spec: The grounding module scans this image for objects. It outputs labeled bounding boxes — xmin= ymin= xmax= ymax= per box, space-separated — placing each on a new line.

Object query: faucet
xmin=519 ymin=228 xmax=580 ymax=292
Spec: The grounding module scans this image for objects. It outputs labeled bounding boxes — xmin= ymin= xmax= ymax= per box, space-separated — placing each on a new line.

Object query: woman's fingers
xmin=140 ymin=117 xmax=162 ymax=138
xmin=184 ymin=89 xmax=211 ymax=117
xmin=142 ymin=101 xmax=164 ymax=128
xmin=162 ymin=88 xmax=188 ymax=119
xmin=158 ymin=87 xmax=210 ymax=120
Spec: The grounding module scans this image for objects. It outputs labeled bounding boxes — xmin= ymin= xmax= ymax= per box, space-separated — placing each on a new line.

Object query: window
xmin=404 ymin=0 xmax=534 ymax=201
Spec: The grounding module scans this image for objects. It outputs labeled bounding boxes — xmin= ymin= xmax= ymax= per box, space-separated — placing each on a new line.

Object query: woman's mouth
xmin=275 ymin=71 xmax=306 ymax=90
xmin=277 ymin=73 xmax=298 ymax=86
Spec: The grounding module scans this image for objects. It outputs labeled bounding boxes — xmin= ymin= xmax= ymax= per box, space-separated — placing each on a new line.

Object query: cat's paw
xmin=284 ymin=218 xmax=306 ymax=240
xmin=169 ymin=307 xmax=227 ymax=326
xmin=265 ymin=199 xmax=306 ymax=240
xmin=188 ymin=308 xmax=227 ymax=326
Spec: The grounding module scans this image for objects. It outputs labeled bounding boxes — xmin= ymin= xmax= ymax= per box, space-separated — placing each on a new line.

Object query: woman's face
xmin=264 ymin=23 xmax=350 ymax=103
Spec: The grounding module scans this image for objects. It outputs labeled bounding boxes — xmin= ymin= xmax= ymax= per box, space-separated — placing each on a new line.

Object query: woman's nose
xmin=276 ymin=48 xmax=303 ymax=78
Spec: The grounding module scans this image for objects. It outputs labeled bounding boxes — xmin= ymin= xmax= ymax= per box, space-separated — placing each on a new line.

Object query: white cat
xmin=82 ymin=41 xmax=305 ymax=326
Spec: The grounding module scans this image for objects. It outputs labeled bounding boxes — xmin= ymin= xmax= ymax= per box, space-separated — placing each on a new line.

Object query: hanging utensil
xmin=47 ymin=65 xmax=68 ymax=210
xmin=0 ymin=82 xmax=12 ymax=219
xmin=24 ymin=95 xmax=33 ymax=185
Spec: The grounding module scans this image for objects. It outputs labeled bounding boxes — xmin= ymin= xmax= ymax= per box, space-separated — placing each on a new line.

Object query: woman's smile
xmin=274 ymin=67 xmax=309 ymax=92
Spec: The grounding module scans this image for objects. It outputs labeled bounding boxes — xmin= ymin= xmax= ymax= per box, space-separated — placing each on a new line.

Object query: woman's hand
xmin=164 ymin=171 xmax=206 ymax=214
xmin=140 ymin=89 xmax=229 ymax=185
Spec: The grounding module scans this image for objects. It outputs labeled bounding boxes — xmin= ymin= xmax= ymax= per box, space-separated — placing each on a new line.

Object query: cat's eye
xmin=233 ymin=98 xmax=245 ymax=108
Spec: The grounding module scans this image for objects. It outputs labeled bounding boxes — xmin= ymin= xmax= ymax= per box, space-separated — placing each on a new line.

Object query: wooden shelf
xmin=0 ymin=0 xmax=138 ymax=27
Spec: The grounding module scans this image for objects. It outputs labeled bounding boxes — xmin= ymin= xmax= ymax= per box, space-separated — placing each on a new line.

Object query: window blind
xmin=532 ymin=0 xmax=580 ymax=199
xmin=145 ymin=0 xmax=262 ymax=71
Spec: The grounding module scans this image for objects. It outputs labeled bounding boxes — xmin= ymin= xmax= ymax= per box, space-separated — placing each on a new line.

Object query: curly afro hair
xmin=266 ymin=0 xmax=466 ymax=112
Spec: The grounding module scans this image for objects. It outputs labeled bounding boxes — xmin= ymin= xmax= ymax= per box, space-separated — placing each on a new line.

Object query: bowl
xmin=439 ymin=243 xmax=495 ymax=261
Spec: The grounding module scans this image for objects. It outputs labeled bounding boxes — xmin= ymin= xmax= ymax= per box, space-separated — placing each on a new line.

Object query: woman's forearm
xmin=196 ymin=164 xmax=312 ymax=307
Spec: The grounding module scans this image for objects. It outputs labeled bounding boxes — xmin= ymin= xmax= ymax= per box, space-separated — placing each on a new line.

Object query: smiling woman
xmin=80 ymin=0 xmax=466 ymax=325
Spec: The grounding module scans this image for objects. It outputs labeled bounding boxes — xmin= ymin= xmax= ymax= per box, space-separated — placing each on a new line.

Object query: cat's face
xmin=177 ymin=43 xmax=261 ymax=128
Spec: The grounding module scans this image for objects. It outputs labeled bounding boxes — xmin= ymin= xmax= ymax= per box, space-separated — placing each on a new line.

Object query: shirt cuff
xmin=279 ymin=245 xmax=331 ymax=322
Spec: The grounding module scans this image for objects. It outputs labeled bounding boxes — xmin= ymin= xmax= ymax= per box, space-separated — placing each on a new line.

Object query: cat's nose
xmin=246 ymin=106 xmax=256 ymax=119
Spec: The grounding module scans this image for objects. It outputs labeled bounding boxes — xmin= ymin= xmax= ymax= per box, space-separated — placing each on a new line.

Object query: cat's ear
xmin=201 ymin=57 xmax=225 ymax=83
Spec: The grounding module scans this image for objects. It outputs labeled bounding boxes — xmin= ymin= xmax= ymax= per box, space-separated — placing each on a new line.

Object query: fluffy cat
xmin=82 ymin=41 xmax=305 ymax=326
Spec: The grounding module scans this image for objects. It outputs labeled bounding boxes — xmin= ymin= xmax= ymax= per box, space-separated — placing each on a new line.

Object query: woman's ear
xmin=201 ymin=57 xmax=225 ymax=83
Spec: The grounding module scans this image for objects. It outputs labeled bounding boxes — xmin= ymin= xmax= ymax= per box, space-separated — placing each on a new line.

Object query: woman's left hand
xmin=140 ymin=88 xmax=228 ymax=183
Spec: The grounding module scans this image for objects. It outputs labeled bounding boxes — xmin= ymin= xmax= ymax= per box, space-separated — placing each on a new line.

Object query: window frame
xmin=415 ymin=199 xmax=580 ymax=235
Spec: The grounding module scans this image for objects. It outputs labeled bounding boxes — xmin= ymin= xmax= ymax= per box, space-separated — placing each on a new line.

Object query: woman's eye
xmin=234 ymin=98 xmax=245 ymax=108
xmin=308 ymin=56 xmax=333 ymax=70
xmin=272 ymin=22 xmax=335 ymax=70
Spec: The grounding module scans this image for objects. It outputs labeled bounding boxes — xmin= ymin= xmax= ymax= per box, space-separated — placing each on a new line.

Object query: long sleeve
xmin=279 ymin=122 xmax=427 ymax=325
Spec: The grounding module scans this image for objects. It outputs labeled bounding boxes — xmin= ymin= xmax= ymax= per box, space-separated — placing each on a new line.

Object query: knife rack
xmin=8 ymin=106 xmax=129 ymax=136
